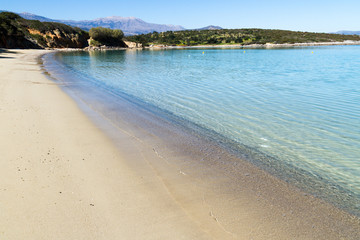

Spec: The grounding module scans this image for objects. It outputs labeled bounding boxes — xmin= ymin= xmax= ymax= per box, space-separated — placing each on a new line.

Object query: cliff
xmin=0 ymin=12 xmax=89 ymax=49
xmin=123 ymin=41 xmax=142 ymax=48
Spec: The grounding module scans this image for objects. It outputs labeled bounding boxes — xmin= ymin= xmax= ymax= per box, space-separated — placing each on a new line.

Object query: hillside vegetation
xmin=0 ymin=12 xmax=39 ymax=48
xmin=89 ymin=27 xmax=126 ymax=47
xmin=0 ymin=12 xmax=89 ymax=48
xmin=125 ymin=28 xmax=360 ymax=46
xmin=3 ymin=11 xmax=359 ymax=49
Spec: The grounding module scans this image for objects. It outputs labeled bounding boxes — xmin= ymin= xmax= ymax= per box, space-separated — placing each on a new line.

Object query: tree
xmin=89 ymin=27 xmax=125 ymax=46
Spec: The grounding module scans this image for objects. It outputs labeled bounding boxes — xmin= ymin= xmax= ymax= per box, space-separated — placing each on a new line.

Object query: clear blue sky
xmin=2 ymin=0 xmax=360 ymax=32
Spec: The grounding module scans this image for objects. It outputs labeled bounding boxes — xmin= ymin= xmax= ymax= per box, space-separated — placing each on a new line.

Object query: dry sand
xmin=0 ymin=49 xmax=359 ymax=240
xmin=0 ymin=49 xmax=212 ymax=239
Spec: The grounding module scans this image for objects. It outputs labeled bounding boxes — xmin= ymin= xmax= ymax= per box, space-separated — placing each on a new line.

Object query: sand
xmin=0 ymin=49 xmax=211 ymax=239
xmin=0 ymin=49 xmax=359 ymax=240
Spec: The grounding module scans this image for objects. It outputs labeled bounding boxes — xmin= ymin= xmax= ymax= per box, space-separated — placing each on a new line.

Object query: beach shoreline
xmin=39 ymin=40 xmax=360 ymax=52
xmin=1 ymin=49 xmax=359 ymax=239
xmin=146 ymin=40 xmax=360 ymax=49
xmin=0 ymin=49 xmax=217 ymax=239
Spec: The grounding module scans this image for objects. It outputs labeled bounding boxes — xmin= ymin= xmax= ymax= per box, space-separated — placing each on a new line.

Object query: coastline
xmin=43 ymin=40 xmax=360 ymax=52
xmin=1 ymin=49 xmax=359 ymax=239
xmin=146 ymin=40 xmax=360 ymax=49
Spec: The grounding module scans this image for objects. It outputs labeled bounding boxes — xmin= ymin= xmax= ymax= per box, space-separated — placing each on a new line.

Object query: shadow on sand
xmin=0 ymin=49 xmax=19 ymax=58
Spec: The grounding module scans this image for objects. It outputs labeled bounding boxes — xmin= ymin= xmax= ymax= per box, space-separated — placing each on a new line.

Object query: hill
xmin=125 ymin=28 xmax=360 ymax=46
xmin=18 ymin=12 xmax=185 ymax=36
xmin=0 ymin=12 xmax=89 ymax=49
xmin=18 ymin=12 xmax=54 ymax=22
xmin=195 ymin=25 xmax=223 ymax=30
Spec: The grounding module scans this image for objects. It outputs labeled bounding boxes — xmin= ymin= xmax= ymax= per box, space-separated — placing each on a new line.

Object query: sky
xmin=2 ymin=0 xmax=360 ymax=32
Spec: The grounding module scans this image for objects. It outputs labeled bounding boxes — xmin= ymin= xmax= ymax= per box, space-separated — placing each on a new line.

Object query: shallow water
xmin=47 ymin=46 xmax=360 ymax=215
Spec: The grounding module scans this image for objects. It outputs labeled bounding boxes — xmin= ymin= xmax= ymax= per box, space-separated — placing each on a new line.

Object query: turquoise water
xmin=52 ymin=46 xmax=360 ymax=213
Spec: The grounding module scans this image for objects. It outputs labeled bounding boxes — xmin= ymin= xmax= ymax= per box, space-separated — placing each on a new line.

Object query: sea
xmin=43 ymin=46 xmax=360 ymax=216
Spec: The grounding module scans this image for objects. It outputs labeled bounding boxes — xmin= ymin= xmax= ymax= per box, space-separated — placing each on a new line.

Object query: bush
xmin=0 ymin=12 xmax=21 ymax=20
xmin=125 ymin=28 xmax=360 ymax=46
xmin=89 ymin=39 xmax=101 ymax=46
xmin=89 ymin=27 xmax=124 ymax=46
xmin=30 ymin=34 xmax=47 ymax=47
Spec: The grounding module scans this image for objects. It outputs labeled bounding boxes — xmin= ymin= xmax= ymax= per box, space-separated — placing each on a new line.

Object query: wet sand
xmin=0 ymin=49 xmax=359 ymax=239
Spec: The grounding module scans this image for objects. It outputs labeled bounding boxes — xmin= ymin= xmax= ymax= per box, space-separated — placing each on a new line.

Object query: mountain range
xmin=17 ymin=12 xmax=224 ymax=35
xmin=6 ymin=11 xmax=358 ymax=36
xmin=18 ymin=12 xmax=186 ymax=35
xmin=15 ymin=12 xmax=222 ymax=36
xmin=195 ymin=25 xmax=223 ymax=30
xmin=335 ymin=30 xmax=360 ymax=35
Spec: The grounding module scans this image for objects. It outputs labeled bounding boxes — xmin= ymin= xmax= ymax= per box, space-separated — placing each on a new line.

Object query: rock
xmin=124 ymin=41 xmax=142 ymax=48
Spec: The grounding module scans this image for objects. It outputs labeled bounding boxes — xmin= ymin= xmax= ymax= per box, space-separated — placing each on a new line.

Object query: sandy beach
xmin=0 ymin=49 xmax=213 ymax=239
xmin=1 ymin=49 xmax=359 ymax=239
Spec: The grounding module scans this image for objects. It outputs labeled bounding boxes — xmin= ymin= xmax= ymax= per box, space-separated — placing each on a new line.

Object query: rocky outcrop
xmin=1 ymin=12 xmax=136 ymax=50
xmin=27 ymin=28 xmax=89 ymax=48
xmin=123 ymin=41 xmax=142 ymax=48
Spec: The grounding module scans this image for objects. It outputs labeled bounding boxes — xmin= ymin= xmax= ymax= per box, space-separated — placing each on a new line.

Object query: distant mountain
xmin=195 ymin=25 xmax=223 ymax=30
xmin=335 ymin=30 xmax=360 ymax=35
xmin=62 ymin=16 xmax=185 ymax=35
xmin=19 ymin=12 xmax=54 ymax=22
xmin=18 ymin=12 xmax=185 ymax=36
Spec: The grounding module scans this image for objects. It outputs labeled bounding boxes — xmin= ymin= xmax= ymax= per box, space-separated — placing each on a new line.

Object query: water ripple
xmin=55 ymin=46 xmax=360 ymax=213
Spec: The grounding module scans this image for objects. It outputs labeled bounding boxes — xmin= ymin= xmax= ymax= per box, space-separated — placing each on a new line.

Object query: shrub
xmin=125 ymin=28 xmax=360 ymax=46
xmin=30 ymin=34 xmax=47 ymax=47
xmin=89 ymin=27 xmax=124 ymax=46
xmin=89 ymin=39 xmax=101 ymax=46
xmin=0 ymin=12 xmax=21 ymax=20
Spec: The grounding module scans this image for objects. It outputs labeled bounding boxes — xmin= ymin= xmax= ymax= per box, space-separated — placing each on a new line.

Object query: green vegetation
xmin=3 ymin=10 xmax=357 ymax=49
xmin=0 ymin=11 xmax=89 ymax=48
xmin=89 ymin=27 xmax=125 ymax=47
xmin=0 ymin=12 xmax=127 ymax=49
xmin=125 ymin=29 xmax=360 ymax=46
xmin=89 ymin=39 xmax=101 ymax=47
xmin=0 ymin=12 xmax=35 ymax=48
xmin=30 ymin=33 xmax=47 ymax=46
xmin=25 ymin=20 xmax=87 ymax=36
